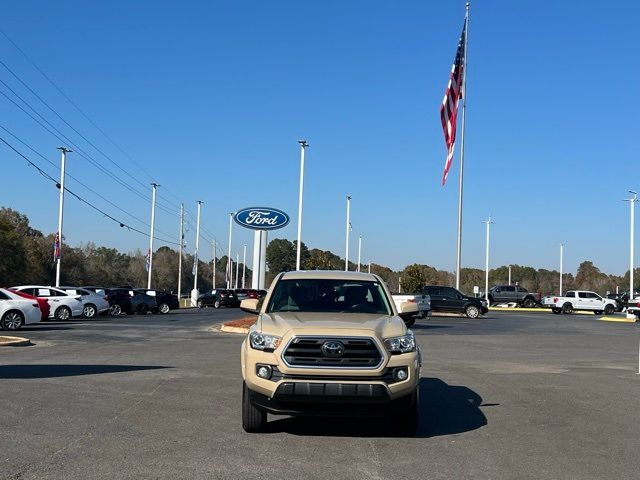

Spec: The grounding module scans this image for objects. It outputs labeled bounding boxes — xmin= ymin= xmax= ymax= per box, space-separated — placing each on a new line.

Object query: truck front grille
xmin=282 ymin=336 xmax=383 ymax=369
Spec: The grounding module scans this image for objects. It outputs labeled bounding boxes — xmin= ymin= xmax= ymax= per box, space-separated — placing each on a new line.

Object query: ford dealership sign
xmin=234 ymin=207 xmax=290 ymax=231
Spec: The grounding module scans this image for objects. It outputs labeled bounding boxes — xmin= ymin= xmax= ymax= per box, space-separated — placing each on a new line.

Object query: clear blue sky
xmin=2 ymin=0 xmax=638 ymax=275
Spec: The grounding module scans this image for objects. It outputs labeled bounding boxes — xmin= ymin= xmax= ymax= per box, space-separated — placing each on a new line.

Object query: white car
xmin=0 ymin=288 xmax=42 ymax=331
xmin=57 ymin=286 xmax=110 ymax=318
xmin=10 ymin=286 xmax=84 ymax=320
xmin=541 ymin=290 xmax=617 ymax=315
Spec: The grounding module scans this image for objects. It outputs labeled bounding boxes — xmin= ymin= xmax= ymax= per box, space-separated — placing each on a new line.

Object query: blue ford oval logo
xmin=234 ymin=207 xmax=290 ymax=231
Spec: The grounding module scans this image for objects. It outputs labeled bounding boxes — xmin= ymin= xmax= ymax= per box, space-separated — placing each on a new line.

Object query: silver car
xmin=58 ymin=287 xmax=111 ymax=318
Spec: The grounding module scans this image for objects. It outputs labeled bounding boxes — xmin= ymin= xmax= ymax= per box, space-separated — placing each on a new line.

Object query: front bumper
xmin=242 ymin=334 xmax=421 ymax=414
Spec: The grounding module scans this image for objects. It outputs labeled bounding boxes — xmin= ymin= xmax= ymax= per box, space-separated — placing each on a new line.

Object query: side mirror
xmin=240 ymin=298 xmax=260 ymax=315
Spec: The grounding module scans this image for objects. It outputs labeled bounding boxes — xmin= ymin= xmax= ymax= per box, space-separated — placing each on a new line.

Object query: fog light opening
xmin=256 ymin=365 xmax=272 ymax=380
xmin=394 ymin=368 xmax=408 ymax=381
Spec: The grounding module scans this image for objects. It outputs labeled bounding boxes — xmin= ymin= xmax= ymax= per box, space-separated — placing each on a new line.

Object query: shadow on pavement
xmin=0 ymin=364 xmax=171 ymax=379
xmin=264 ymin=377 xmax=488 ymax=438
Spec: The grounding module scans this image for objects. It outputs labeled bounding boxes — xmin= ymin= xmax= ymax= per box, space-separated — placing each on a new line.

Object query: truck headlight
xmin=384 ymin=331 xmax=416 ymax=354
xmin=249 ymin=331 xmax=281 ymax=351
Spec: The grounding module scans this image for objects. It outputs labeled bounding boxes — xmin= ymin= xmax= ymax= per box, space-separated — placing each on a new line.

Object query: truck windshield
xmin=266 ymin=279 xmax=392 ymax=315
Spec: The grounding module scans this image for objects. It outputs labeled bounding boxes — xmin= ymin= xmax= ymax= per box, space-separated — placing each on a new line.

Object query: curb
xmin=0 ymin=335 xmax=31 ymax=346
xmin=220 ymin=325 xmax=249 ymax=334
xmin=489 ymin=307 xmax=595 ymax=315
xmin=599 ymin=316 xmax=637 ymax=323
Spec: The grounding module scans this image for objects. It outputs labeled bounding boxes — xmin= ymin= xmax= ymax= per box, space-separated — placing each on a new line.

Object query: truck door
xmin=424 ymin=287 xmax=444 ymax=311
xmin=576 ymin=292 xmax=590 ymax=309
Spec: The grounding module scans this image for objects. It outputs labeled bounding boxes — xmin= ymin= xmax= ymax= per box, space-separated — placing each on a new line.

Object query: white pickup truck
xmin=626 ymin=299 xmax=640 ymax=319
xmin=391 ymin=293 xmax=431 ymax=326
xmin=541 ymin=290 xmax=617 ymax=315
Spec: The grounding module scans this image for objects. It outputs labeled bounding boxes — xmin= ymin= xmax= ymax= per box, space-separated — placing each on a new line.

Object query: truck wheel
xmin=523 ymin=298 xmax=535 ymax=308
xmin=214 ymin=300 xmax=221 ymax=309
xmin=604 ymin=304 xmax=615 ymax=315
xmin=561 ymin=303 xmax=573 ymax=314
xmin=389 ymin=388 xmax=419 ymax=436
xmin=551 ymin=308 xmax=561 ymax=314
xmin=242 ymin=382 xmax=266 ymax=433
xmin=403 ymin=317 xmax=416 ymax=327
xmin=465 ymin=305 xmax=480 ymax=318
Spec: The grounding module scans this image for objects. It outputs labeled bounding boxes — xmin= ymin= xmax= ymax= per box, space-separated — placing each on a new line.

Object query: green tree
xmin=266 ymin=238 xmax=296 ymax=274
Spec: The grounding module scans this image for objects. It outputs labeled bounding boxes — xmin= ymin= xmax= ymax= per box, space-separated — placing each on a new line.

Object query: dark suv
xmin=197 ymin=289 xmax=240 ymax=308
xmin=488 ymin=285 xmax=541 ymax=307
xmin=422 ymin=285 xmax=488 ymax=318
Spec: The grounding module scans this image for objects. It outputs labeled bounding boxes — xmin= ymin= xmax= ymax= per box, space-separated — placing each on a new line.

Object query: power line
xmin=0 ymin=133 xmax=179 ymax=246
xmin=0 ymin=28 xmax=183 ymax=211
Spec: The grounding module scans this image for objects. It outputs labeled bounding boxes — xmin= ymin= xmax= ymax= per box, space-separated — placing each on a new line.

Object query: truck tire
xmin=389 ymin=388 xmax=419 ymax=437
xmin=242 ymin=382 xmax=266 ymax=432
xmin=403 ymin=316 xmax=416 ymax=327
xmin=604 ymin=304 xmax=615 ymax=315
xmin=465 ymin=305 xmax=480 ymax=319
xmin=561 ymin=303 xmax=573 ymax=314
xmin=523 ymin=298 xmax=535 ymax=308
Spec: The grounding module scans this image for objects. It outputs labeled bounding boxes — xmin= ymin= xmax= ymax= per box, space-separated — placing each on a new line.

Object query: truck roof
xmin=279 ymin=270 xmax=379 ymax=282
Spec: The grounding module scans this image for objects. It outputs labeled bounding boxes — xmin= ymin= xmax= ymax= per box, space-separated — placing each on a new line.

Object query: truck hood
xmin=257 ymin=312 xmax=406 ymax=338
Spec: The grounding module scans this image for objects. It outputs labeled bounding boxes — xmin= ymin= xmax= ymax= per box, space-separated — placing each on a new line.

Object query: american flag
xmin=440 ymin=19 xmax=467 ymax=186
xmin=53 ymin=233 xmax=60 ymax=262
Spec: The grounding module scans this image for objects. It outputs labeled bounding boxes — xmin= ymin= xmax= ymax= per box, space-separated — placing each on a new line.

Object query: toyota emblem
xmin=321 ymin=341 xmax=345 ymax=358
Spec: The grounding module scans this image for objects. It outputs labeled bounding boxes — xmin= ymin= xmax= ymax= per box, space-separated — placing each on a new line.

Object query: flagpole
xmin=455 ymin=1 xmax=470 ymax=291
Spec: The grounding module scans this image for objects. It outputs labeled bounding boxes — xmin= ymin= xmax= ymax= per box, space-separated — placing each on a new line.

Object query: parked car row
xmin=197 ymin=289 xmax=267 ymax=309
xmin=0 ymin=285 xmax=180 ymax=329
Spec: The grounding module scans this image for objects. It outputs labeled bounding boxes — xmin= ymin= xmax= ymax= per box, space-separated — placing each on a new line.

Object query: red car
xmin=12 ymin=290 xmax=49 ymax=320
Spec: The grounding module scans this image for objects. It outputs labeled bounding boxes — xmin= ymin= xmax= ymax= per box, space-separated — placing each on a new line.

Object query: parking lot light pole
xmin=368 ymin=263 xmax=371 ymax=274
xmin=559 ymin=243 xmax=564 ymax=296
xmin=357 ymin=236 xmax=362 ymax=272
xmin=508 ymin=265 xmax=512 ymax=285
xmin=147 ymin=183 xmax=159 ymax=289
xmin=242 ymin=244 xmax=247 ymax=289
xmin=483 ymin=217 xmax=494 ymax=302
xmin=55 ymin=147 xmax=71 ymax=287
xmin=235 ymin=253 xmax=240 ymax=290
xmin=625 ymin=191 xmax=638 ymax=308
xmin=227 ymin=213 xmax=234 ymax=288
xmin=296 ymin=140 xmax=308 ymax=270
xmin=194 ymin=201 xmax=202 ymax=290
xmin=212 ymin=240 xmax=216 ymax=289
xmin=345 ymin=195 xmax=351 ymax=271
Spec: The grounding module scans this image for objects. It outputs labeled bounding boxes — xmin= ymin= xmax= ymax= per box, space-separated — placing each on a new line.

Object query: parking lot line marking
xmin=599 ymin=316 xmax=637 ymax=323
xmin=488 ymin=307 xmax=594 ymax=315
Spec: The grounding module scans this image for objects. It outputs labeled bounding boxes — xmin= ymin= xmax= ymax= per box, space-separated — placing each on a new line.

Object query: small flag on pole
xmin=53 ymin=233 xmax=60 ymax=262
xmin=145 ymin=249 xmax=151 ymax=272
xmin=440 ymin=18 xmax=467 ymax=186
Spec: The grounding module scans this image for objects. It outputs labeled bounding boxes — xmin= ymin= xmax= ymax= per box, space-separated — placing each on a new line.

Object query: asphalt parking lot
xmin=1 ymin=308 xmax=638 ymax=480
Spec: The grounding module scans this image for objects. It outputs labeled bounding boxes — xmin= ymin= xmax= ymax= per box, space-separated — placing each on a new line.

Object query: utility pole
xmin=147 ymin=183 xmax=159 ymax=289
xmin=625 ymin=191 xmax=638 ymax=306
xmin=178 ymin=203 xmax=184 ymax=299
xmin=227 ymin=212 xmax=234 ymax=288
xmin=483 ymin=217 xmax=494 ymax=302
xmin=357 ymin=235 xmax=362 ymax=272
xmin=345 ymin=195 xmax=351 ymax=271
xmin=559 ymin=243 xmax=564 ymax=296
xmin=211 ymin=238 xmax=216 ymax=290
xmin=242 ymin=244 xmax=247 ymax=289
xmin=296 ymin=140 xmax=308 ymax=270
xmin=55 ymin=147 xmax=71 ymax=287
xmin=193 ymin=200 xmax=202 ymax=293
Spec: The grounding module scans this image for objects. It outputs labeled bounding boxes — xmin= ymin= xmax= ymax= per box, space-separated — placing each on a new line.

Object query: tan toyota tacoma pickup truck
xmin=239 ymin=270 xmax=421 ymax=434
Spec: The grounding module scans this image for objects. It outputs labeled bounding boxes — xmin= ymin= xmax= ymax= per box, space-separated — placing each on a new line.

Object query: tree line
xmin=2 ymin=207 xmax=637 ymax=296
xmin=0 ymin=207 xmax=246 ymax=293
